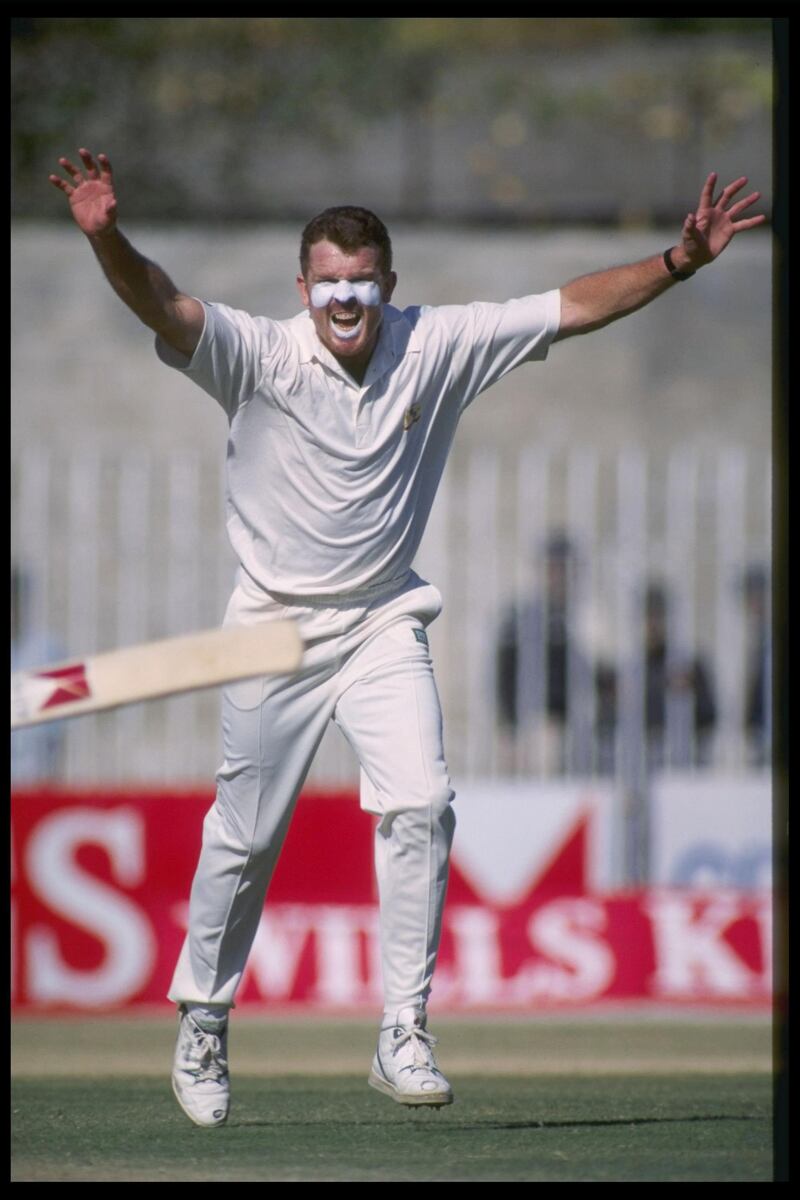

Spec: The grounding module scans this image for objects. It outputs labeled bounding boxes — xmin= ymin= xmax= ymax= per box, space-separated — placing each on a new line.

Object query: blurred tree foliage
xmin=12 ymin=17 xmax=773 ymax=221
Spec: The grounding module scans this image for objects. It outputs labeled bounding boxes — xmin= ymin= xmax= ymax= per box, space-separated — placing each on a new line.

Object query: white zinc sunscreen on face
xmin=310 ymin=279 xmax=382 ymax=308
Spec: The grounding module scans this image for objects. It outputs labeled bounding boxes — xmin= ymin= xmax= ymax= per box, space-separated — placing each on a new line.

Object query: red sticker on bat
xmin=37 ymin=663 xmax=92 ymax=710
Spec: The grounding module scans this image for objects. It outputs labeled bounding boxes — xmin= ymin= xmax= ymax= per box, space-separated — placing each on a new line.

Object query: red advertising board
xmin=11 ymin=788 xmax=771 ymax=1012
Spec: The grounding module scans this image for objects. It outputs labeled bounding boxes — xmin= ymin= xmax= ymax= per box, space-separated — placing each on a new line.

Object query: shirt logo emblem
xmin=403 ymin=403 xmax=422 ymax=432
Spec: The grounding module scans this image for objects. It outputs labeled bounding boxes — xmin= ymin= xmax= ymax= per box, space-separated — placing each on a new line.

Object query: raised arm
xmin=49 ymin=149 xmax=204 ymax=358
xmin=554 ymin=173 xmax=766 ymax=342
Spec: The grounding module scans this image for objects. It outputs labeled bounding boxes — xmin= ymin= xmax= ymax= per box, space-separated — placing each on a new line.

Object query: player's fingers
xmin=58 ymin=156 xmax=83 ymax=183
xmin=698 ymin=172 xmax=717 ymax=208
xmin=48 ymin=173 xmax=74 ymax=196
xmin=78 ymin=147 xmax=99 ymax=179
xmin=731 ymin=214 xmax=768 ymax=232
xmin=727 ymin=191 xmax=761 ymax=218
xmin=682 ymin=213 xmax=703 ymax=239
xmin=719 ymin=176 xmax=748 ymax=205
xmin=97 ymin=152 xmax=113 ymax=179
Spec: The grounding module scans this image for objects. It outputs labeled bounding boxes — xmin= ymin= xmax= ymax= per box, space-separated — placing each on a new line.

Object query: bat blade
xmin=10 ymin=621 xmax=304 ymax=729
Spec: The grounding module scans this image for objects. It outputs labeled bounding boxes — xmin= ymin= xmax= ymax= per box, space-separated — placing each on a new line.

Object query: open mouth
xmin=330 ymin=310 xmax=363 ymax=341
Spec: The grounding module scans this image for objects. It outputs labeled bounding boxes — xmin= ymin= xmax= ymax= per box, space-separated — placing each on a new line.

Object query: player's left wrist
xmin=663 ymin=246 xmax=697 ymax=282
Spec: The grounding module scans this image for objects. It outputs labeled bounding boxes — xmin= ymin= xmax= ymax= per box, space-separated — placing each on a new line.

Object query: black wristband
xmin=663 ymin=247 xmax=695 ymax=281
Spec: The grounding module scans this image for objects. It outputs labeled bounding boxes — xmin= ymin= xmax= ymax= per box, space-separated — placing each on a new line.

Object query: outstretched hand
xmin=49 ymin=148 xmax=117 ymax=237
xmin=680 ymin=173 xmax=766 ymax=270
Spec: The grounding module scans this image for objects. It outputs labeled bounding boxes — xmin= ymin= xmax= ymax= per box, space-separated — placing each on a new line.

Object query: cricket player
xmin=50 ymin=149 xmax=765 ymax=1127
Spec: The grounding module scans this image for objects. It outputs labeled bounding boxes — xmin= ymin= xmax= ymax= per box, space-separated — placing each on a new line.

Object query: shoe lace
xmin=392 ymin=1026 xmax=438 ymax=1071
xmin=187 ymin=1026 xmax=228 ymax=1083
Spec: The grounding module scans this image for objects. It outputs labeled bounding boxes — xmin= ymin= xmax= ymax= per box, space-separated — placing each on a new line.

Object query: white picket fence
xmin=11 ymin=441 xmax=770 ymax=787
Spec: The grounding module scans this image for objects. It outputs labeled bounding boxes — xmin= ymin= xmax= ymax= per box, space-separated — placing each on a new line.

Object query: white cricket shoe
xmin=369 ymin=1014 xmax=453 ymax=1107
xmin=171 ymin=1006 xmax=230 ymax=1128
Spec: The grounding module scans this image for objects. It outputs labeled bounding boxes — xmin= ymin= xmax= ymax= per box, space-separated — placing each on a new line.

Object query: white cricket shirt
xmin=157 ymin=292 xmax=561 ymax=598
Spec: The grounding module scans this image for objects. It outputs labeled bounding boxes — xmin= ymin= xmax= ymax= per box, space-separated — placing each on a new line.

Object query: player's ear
xmin=383 ymin=271 xmax=398 ymax=303
xmin=297 ymin=274 xmax=310 ymax=308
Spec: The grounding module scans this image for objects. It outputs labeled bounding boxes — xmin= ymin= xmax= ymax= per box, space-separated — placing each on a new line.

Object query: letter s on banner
xmin=25 ymin=808 xmax=156 ymax=1007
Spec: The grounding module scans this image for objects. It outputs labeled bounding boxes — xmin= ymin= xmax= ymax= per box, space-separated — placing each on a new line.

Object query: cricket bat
xmin=10 ymin=621 xmax=304 ymax=729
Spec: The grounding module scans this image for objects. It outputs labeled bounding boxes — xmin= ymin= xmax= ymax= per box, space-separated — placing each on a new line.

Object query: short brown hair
xmin=300 ymin=206 xmax=393 ymax=277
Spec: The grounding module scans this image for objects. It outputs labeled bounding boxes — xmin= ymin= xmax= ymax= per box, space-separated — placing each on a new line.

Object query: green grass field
xmin=11 ymin=1015 xmax=773 ymax=1182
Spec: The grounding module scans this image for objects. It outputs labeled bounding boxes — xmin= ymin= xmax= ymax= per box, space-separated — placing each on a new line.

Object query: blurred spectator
xmin=741 ymin=564 xmax=771 ymax=766
xmin=11 ymin=564 xmax=66 ymax=783
xmin=641 ymin=581 xmax=716 ymax=769
xmin=496 ymin=532 xmax=615 ymax=774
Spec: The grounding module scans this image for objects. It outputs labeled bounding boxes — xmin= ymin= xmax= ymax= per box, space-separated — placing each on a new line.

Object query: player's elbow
xmin=553 ymin=294 xmax=606 ymax=341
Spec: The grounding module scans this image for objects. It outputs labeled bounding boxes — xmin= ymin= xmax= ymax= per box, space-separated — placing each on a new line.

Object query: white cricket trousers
xmin=168 ymin=569 xmax=455 ymax=1015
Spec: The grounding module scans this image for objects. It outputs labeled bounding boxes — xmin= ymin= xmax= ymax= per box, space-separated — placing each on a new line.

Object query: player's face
xmin=298 ymin=241 xmax=397 ymax=377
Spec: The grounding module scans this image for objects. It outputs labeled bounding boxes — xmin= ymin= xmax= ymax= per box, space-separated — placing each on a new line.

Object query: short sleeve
xmin=433 ymin=289 xmax=561 ymax=412
xmin=155 ymin=301 xmax=284 ymax=418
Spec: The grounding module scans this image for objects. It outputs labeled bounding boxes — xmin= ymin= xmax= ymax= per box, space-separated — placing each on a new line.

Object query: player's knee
xmin=434 ymin=789 xmax=456 ymax=845
xmin=429 ymin=783 xmax=455 ymax=825
xmin=407 ymin=780 xmax=454 ymax=820
xmin=377 ymin=782 xmax=455 ymax=839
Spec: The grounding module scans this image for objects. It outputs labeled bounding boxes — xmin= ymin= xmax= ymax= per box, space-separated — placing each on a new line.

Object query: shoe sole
xmin=172 ymin=1074 xmax=229 ymax=1128
xmin=368 ymin=1068 xmax=453 ymax=1107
